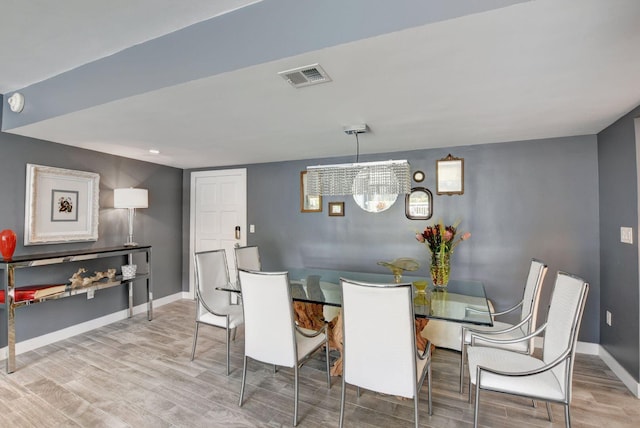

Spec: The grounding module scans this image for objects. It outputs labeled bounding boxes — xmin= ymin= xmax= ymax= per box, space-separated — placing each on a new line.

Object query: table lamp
xmin=114 ymin=188 xmax=148 ymax=247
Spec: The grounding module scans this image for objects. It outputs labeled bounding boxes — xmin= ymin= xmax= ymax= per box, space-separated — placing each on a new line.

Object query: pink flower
xmin=416 ymin=233 xmax=425 ymax=243
xmin=444 ymin=230 xmax=453 ymax=242
xmin=461 ymin=232 xmax=471 ymax=241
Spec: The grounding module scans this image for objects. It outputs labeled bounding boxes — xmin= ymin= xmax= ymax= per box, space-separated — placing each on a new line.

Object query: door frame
xmin=189 ymin=168 xmax=247 ymax=298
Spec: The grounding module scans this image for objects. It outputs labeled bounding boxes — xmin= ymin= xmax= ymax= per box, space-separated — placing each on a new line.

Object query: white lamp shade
xmin=114 ymin=188 xmax=148 ymax=208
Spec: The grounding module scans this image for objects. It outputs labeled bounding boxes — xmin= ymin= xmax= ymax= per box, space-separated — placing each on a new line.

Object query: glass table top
xmin=225 ymin=268 xmax=493 ymax=326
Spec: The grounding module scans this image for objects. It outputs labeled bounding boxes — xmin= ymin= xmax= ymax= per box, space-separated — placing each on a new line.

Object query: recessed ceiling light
xmin=149 ymin=149 xmax=160 ymax=154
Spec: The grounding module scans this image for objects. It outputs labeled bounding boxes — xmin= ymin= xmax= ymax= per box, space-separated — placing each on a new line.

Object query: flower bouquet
xmin=416 ymin=220 xmax=471 ymax=289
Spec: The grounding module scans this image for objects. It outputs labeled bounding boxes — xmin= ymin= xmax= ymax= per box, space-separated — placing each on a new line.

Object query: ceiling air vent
xmin=278 ymin=63 xmax=332 ymax=88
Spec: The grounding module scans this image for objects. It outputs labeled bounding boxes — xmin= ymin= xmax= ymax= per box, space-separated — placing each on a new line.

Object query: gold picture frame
xmin=328 ymin=202 xmax=345 ymax=217
xmin=300 ymin=171 xmax=322 ymax=212
xmin=436 ymin=154 xmax=464 ymax=195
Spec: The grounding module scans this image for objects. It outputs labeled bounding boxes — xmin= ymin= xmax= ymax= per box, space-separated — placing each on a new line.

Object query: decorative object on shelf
xmin=416 ymin=220 xmax=471 ymax=289
xmin=377 ymin=257 xmax=419 ymax=283
xmin=121 ymin=264 xmax=137 ymax=279
xmin=69 ymin=268 xmax=118 ymax=288
xmin=114 ymin=188 xmax=148 ymax=246
xmin=328 ymin=201 xmax=344 ymax=216
xmin=300 ymin=171 xmax=322 ymax=212
xmin=0 ymin=229 xmax=17 ymax=260
xmin=69 ymin=268 xmax=88 ymax=288
xmin=412 ymin=280 xmax=430 ymax=305
xmin=405 ymin=187 xmax=433 ymax=220
xmin=306 ymin=124 xmax=410 ymax=213
xmin=436 ymin=154 xmax=464 ymax=195
xmin=412 ymin=170 xmax=425 ymax=182
xmin=24 ymin=164 xmax=100 ymax=245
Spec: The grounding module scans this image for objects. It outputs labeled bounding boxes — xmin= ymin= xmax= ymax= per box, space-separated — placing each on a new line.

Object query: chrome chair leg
xmin=339 ymin=374 xmax=347 ymax=428
xmin=427 ymin=360 xmax=433 ymax=415
xmin=190 ymin=322 xmax=200 ymax=361
xmin=238 ymin=356 xmax=248 ymax=406
xmin=564 ymin=404 xmax=570 ymax=427
xmin=325 ymin=338 xmax=331 ymax=388
xmin=473 ymin=380 xmax=481 ymax=428
xmin=226 ymin=326 xmax=231 ymax=376
xmin=293 ymin=364 xmax=299 ymax=427
xmin=546 ymin=401 xmax=553 ymax=422
xmin=231 ymin=326 xmax=237 ymax=341
xmin=460 ymin=331 xmax=467 ymax=393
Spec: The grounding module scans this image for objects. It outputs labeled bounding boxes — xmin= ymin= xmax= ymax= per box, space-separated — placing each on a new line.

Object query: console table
xmin=1 ymin=245 xmax=152 ymax=373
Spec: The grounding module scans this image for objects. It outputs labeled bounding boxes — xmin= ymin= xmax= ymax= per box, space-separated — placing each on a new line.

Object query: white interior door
xmin=189 ymin=169 xmax=247 ymax=297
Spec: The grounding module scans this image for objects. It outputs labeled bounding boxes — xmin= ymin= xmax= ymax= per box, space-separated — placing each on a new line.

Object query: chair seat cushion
xmin=199 ymin=304 xmax=244 ymax=329
xmin=296 ymin=327 xmax=327 ymax=360
xmin=467 ymin=347 xmax=564 ymax=401
xmin=464 ymin=322 xmax=530 ymax=353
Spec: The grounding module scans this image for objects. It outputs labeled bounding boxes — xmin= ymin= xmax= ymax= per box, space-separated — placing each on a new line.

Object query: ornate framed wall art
xmin=436 ymin=154 xmax=464 ymax=195
xmin=24 ymin=164 xmax=100 ymax=245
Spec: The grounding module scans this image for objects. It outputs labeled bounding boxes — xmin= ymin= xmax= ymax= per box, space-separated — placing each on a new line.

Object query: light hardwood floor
xmin=1 ymin=299 xmax=638 ymax=427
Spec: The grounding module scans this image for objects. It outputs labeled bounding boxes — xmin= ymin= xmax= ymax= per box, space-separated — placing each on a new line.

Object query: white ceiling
xmin=2 ymin=0 xmax=640 ymax=169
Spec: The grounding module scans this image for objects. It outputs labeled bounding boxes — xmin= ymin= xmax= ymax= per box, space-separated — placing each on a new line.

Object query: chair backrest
xmin=340 ymin=278 xmax=418 ymax=398
xmin=238 ymin=269 xmax=297 ymax=367
xmin=520 ymin=258 xmax=548 ymax=328
xmin=234 ymin=246 xmax=262 ymax=272
xmin=542 ymin=272 xmax=589 ymax=400
xmin=194 ymin=249 xmax=232 ymax=317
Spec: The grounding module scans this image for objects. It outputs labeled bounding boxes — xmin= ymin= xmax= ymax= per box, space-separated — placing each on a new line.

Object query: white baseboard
xmin=599 ymin=346 xmax=640 ymax=398
xmin=1 ymin=292 xmax=184 ymax=360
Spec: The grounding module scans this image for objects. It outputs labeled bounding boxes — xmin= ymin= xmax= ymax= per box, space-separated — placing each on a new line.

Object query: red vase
xmin=0 ymin=229 xmax=17 ymax=260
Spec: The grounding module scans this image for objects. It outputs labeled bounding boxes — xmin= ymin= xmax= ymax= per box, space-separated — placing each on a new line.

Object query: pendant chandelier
xmin=306 ymin=124 xmax=411 ymax=197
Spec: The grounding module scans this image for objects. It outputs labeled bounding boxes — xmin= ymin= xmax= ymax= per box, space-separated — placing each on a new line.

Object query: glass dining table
xmin=228 ymin=267 xmax=493 ymax=327
xmin=226 ymin=267 xmax=493 ymax=377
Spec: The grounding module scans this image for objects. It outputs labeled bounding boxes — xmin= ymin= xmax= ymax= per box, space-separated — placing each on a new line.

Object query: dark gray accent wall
xmin=185 ymin=135 xmax=600 ymax=343
xmin=0 ymin=131 xmax=183 ymax=347
xmin=598 ymin=105 xmax=640 ymax=382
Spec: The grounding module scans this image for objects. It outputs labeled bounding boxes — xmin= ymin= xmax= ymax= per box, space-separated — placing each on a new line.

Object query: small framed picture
xmin=436 ymin=154 xmax=464 ymax=195
xmin=328 ymin=202 xmax=345 ymax=217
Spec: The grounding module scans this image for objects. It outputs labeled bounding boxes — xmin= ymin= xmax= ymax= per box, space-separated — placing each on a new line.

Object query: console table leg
xmin=128 ymin=282 xmax=133 ymax=318
xmin=4 ymin=266 xmax=16 ymax=373
xmin=7 ymin=303 xmax=15 ymax=373
xmin=147 ymin=248 xmax=153 ymax=321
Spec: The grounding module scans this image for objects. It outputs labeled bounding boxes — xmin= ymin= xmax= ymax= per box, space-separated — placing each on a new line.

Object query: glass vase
xmin=430 ymin=252 xmax=450 ymax=290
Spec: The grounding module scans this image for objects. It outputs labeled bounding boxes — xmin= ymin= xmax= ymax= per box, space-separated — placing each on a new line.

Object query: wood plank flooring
xmin=1 ymin=299 xmax=637 ymax=427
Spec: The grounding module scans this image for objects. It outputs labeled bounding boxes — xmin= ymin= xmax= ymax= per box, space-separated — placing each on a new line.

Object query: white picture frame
xmin=24 ymin=164 xmax=100 ymax=245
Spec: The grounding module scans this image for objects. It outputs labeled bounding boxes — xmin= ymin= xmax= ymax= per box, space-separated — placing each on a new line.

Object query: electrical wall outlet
xmin=250 ymin=224 xmax=255 ymax=233
xmin=620 ymin=227 xmax=633 ymax=244
xmin=606 ymin=310 xmax=612 ymax=326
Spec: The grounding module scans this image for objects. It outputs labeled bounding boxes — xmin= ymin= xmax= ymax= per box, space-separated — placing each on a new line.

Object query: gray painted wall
xmin=0 ymin=131 xmax=183 ymax=347
xmin=185 ymin=135 xmax=600 ymax=343
xmin=598 ymin=105 xmax=640 ymax=382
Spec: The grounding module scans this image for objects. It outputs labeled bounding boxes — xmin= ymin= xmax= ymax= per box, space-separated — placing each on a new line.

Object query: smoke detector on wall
xmin=278 ymin=63 xmax=332 ymax=88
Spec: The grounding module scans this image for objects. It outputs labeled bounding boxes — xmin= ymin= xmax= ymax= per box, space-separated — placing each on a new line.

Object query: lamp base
xmin=124 ymin=242 xmax=139 ymax=247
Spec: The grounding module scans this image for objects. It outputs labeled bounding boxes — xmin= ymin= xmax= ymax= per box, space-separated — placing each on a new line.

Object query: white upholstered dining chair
xmin=237 ymin=269 xmax=330 ymax=427
xmin=191 ymin=249 xmax=244 ymax=376
xmin=339 ymin=278 xmax=432 ymax=428
xmin=460 ymin=258 xmax=548 ymax=392
xmin=466 ymin=271 xmax=589 ymax=428
xmin=234 ymin=245 xmax=261 ymax=272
